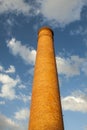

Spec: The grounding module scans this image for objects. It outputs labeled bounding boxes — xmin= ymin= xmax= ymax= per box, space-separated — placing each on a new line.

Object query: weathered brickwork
xmin=28 ymin=27 xmax=64 ymax=130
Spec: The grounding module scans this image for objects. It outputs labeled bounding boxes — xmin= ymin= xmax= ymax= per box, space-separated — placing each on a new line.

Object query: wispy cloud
xmin=0 ymin=101 xmax=5 ymax=105
xmin=62 ymin=90 xmax=87 ymax=113
xmin=70 ymin=26 xmax=87 ymax=48
xmin=0 ymin=0 xmax=31 ymax=15
xmin=0 ymin=75 xmax=30 ymax=103
xmin=18 ymin=84 xmax=26 ymax=89
xmin=7 ymin=38 xmax=87 ymax=77
xmin=56 ymin=55 xmax=87 ymax=77
xmin=85 ymin=126 xmax=87 ymax=130
xmin=0 ymin=0 xmax=86 ymax=27
xmin=70 ymin=26 xmax=84 ymax=35
xmin=0 ymin=65 xmax=15 ymax=74
xmin=37 ymin=0 xmax=86 ymax=26
xmin=5 ymin=65 xmax=15 ymax=73
xmin=0 ymin=65 xmax=4 ymax=72
xmin=0 ymin=64 xmax=31 ymax=102
xmin=0 ymin=74 xmax=20 ymax=100
xmin=0 ymin=113 xmax=28 ymax=130
xmin=0 ymin=114 xmax=19 ymax=130
xmin=7 ymin=38 xmax=36 ymax=65
xmin=70 ymin=26 xmax=87 ymax=36
xmin=14 ymin=108 xmax=29 ymax=120
xmin=17 ymin=93 xmax=31 ymax=103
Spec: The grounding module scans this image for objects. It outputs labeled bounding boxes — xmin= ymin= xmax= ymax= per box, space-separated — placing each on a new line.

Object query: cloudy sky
xmin=0 ymin=0 xmax=87 ymax=130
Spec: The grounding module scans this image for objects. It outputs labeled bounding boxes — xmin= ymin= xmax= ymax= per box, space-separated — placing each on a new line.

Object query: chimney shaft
xmin=28 ymin=27 xmax=64 ymax=130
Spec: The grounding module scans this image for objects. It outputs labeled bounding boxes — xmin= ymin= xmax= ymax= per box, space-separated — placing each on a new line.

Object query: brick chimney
xmin=28 ymin=27 xmax=64 ymax=130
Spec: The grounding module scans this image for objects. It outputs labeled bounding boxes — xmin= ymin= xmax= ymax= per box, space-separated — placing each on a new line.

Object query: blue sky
xmin=0 ymin=0 xmax=87 ymax=130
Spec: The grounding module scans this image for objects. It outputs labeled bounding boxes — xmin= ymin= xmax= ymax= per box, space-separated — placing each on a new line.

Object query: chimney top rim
xmin=38 ymin=26 xmax=54 ymax=36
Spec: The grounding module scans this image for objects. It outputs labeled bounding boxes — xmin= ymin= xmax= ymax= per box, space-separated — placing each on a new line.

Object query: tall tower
xmin=28 ymin=27 xmax=64 ymax=130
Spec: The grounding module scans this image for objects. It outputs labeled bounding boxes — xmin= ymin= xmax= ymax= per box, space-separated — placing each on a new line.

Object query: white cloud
xmin=0 ymin=114 xmax=28 ymax=130
xmin=0 ymin=114 xmax=19 ymax=130
xmin=7 ymin=38 xmax=87 ymax=77
xmin=0 ymin=101 xmax=5 ymax=105
xmin=38 ymin=0 xmax=86 ymax=26
xmin=14 ymin=108 xmax=29 ymax=120
xmin=0 ymin=64 xmax=30 ymax=102
xmin=0 ymin=65 xmax=15 ymax=73
xmin=0 ymin=66 xmax=4 ymax=72
xmin=85 ymin=126 xmax=87 ymax=130
xmin=0 ymin=0 xmax=86 ymax=26
xmin=6 ymin=19 xmax=14 ymax=26
xmin=17 ymin=93 xmax=31 ymax=103
xmin=5 ymin=65 xmax=15 ymax=73
xmin=7 ymin=38 xmax=36 ymax=65
xmin=56 ymin=56 xmax=79 ymax=77
xmin=0 ymin=0 xmax=31 ymax=15
xmin=56 ymin=55 xmax=87 ymax=77
xmin=0 ymin=74 xmax=20 ymax=100
xmin=18 ymin=84 xmax=26 ymax=89
xmin=62 ymin=91 xmax=87 ymax=113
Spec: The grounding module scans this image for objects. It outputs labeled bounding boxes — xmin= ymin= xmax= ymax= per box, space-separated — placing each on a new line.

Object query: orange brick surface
xmin=28 ymin=27 xmax=64 ymax=130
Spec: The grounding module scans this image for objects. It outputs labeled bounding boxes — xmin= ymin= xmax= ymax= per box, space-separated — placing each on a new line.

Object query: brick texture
xmin=28 ymin=27 xmax=64 ymax=130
